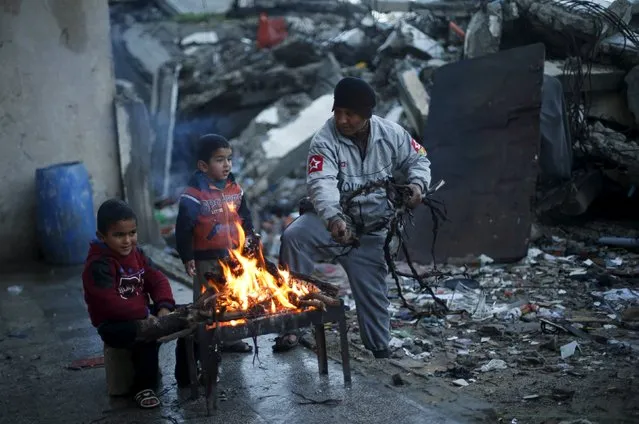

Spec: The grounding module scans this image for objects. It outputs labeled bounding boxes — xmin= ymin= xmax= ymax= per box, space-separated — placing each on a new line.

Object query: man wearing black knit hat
xmin=278 ymin=77 xmax=432 ymax=358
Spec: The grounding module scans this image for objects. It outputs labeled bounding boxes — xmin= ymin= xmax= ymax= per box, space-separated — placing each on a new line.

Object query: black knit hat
xmin=332 ymin=77 xmax=377 ymax=119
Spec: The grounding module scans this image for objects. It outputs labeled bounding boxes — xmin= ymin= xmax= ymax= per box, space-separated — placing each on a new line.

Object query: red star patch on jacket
xmin=308 ymin=155 xmax=324 ymax=174
xmin=411 ymin=138 xmax=427 ymax=156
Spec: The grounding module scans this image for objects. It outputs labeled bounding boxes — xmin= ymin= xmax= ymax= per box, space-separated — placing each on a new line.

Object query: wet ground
xmin=0 ymin=263 xmax=495 ymax=424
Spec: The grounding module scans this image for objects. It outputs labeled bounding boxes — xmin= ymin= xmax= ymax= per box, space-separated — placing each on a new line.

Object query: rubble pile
xmin=169 ymin=1 xmax=639 ymax=231
xmin=316 ymin=225 xmax=639 ymax=421
xmin=114 ymin=0 xmax=639 ymax=260
xmin=108 ymin=0 xmax=639 ymax=255
xmin=168 ymin=9 xmax=465 ymax=218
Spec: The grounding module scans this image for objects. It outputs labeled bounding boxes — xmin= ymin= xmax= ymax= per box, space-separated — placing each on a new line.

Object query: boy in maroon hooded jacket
xmin=82 ymin=199 xmax=176 ymax=409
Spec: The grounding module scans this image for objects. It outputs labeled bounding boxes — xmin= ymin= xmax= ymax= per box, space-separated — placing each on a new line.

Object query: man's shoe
xmin=372 ymin=348 xmax=390 ymax=359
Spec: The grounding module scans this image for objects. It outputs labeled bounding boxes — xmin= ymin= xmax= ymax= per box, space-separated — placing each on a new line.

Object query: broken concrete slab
xmin=155 ymin=0 xmax=233 ymax=15
xmin=514 ymin=0 xmax=631 ymax=39
xmin=332 ymin=28 xmax=366 ymax=48
xmin=537 ymin=169 xmax=605 ymax=217
xmin=115 ymin=81 xmax=162 ymax=246
xmin=255 ymin=106 xmax=280 ymax=126
xmin=310 ymin=53 xmax=344 ymax=99
xmin=420 ymin=58 xmax=447 ymax=82
xmin=360 ymin=0 xmax=412 ymax=12
xmin=581 ymin=121 xmax=639 ymax=183
xmin=180 ymin=31 xmax=219 ymax=46
xmin=229 ymin=93 xmax=313 ymax=183
xmin=409 ymin=43 xmax=545 ymax=264
xmin=544 ymin=60 xmax=626 ymax=93
xmin=600 ymin=33 xmax=639 ymax=68
xmin=464 ymin=1 xmax=503 ymax=59
xmin=330 ymin=27 xmax=382 ymax=66
xmin=263 ymin=94 xmax=333 ymax=159
xmin=559 ymin=170 xmax=604 ymax=216
xmin=385 ymin=104 xmax=404 ymax=123
xmin=396 ymin=66 xmax=430 ymax=136
xmin=411 ymin=0 xmax=479 ymax=19
xmin=379 ymin=21 xmax=445 ymax=60
xmin=179 ymin=61 xmax=323 ymax=112
xmin=121 ymin=24 xmax=173 ymax=81
xmin=587 ymin=91 xmax=635 ymax=128
xmin=272 ymin=35 xmax=322 ymax=68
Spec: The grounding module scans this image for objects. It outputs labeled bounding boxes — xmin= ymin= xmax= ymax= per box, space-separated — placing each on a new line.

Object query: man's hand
xmin=157 ymin=307 xmax=171 ymax=318
xmin=184 ymin=260 xmax=196 ymax=277
xmin=329 ymin=218 xmax=353 ymax=245
xmin=407 ymin=184 xmax=423 ymax=209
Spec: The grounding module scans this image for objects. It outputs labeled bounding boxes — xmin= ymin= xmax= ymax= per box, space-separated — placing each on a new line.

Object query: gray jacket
xmin=307 ymin=115 xmax=432 ymax=229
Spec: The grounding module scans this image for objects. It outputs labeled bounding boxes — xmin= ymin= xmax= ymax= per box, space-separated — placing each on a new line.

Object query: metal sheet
xmin=203 ymin=304 xmax=345 ymax=341
xmin=405 ymin=43 xmax=545 ymax=264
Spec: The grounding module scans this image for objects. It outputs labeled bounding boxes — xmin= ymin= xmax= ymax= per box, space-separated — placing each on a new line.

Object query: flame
xmin=208 ymin=221 xmax=317 ymax=315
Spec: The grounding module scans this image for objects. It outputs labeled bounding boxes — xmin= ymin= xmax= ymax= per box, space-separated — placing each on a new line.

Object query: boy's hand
xmin=184 ymin=260 xmax=196 ymax=277
xmin=157 ymin=307 xmax=171 ymax=318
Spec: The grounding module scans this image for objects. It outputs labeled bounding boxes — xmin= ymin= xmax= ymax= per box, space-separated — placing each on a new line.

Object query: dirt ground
xmin=147 ymin=218 xmax=639 ymax=423
xmin=321 ymin=310 xmax=639 ymax=424
xmin=315 ymin=220 xmax=639 ymax=424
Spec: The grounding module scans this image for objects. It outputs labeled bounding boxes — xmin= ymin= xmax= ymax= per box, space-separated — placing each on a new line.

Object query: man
xmin=277 ymin=77 xmax=432 ymax=358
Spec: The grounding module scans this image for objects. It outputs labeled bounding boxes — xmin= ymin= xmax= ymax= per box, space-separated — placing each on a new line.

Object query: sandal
xmin=134 ymin=389 xmax=160 ymax=409
xmin=272 ymin=333 xmax=299 ymax=352
xmin=221 ymin=341 xmax=253 ymax=353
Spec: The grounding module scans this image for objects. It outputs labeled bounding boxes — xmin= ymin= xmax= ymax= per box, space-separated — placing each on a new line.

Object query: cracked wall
xmin=0 ymin=0 xmax=121 ymax=262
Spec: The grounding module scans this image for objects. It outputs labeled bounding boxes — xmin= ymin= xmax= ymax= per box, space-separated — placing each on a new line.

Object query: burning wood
xmin=201 ymin=222 xmax=340 ymax=320
xmin=137 ymin=224 xmax=341 ymax=343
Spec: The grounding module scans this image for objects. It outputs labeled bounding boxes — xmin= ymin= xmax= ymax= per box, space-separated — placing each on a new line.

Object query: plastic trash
xmin=605 ymin=257 xmax=623 ymax=268
xmin=480 ymin=359 xmax=508 ymax=372
xmin=447 ymin=283 xmax=492 ymax=320
xmin=257 ymin=13 xmax=288 ymax=49
xmin=7 ymin=285 xmax=23 ymax=295
xmin=560 ymin=341 xmax=580 ymax=359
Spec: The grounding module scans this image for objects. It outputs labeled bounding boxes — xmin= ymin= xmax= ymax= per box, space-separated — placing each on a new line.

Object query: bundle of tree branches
xmin=338 ymin=179 xmax=449 ymax=317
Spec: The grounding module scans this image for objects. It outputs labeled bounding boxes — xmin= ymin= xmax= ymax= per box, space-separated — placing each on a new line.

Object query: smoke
xmin=161 ymin=108 xmax=263 ymax=200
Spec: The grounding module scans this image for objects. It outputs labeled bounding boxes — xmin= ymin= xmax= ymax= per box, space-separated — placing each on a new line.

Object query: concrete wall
xmin=0 ymin=0 xmax=121 ymax=262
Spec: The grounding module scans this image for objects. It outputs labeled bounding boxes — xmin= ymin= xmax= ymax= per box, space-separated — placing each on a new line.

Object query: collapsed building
xmin=110 ymin=0 xmax=639 ymax=263
xmin=108 ymin=3 xmax=639 ymax=421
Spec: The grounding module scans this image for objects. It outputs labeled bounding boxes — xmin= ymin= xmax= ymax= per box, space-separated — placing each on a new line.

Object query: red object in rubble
xmin=256 ymin=12 xmax=288 ymax=49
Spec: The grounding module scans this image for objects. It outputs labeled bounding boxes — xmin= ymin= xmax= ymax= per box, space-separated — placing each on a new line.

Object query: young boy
xmin=173 ymin=134 xmax=255 ymax=385
xmin=82 ymin=199 xmax=176 ymax=409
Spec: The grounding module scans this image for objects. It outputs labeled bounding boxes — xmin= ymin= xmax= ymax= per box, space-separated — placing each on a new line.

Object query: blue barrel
xmin=35 ymin=161 xmax=96 ymax=265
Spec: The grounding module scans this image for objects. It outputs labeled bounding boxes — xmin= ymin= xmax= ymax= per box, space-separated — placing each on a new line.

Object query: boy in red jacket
xmin=82 ymin=199 xmax=176 ymax=409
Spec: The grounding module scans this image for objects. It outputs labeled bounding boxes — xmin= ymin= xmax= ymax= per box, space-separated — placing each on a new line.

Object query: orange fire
xmin=205 ymin=219 xmax=317 ymax=316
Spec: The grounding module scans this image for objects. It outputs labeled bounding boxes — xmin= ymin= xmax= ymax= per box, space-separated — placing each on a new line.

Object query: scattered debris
xmin=479 ymin=359 xmax=507 ymax=372
xmin=67 ymin=357 xmax=105 ymax=371
xmin=292 ymin=391 xmax=342 ymax=406
xmin=452 ymin=379 xmax=469 ymax=387
xmin=391 ymin=373 xmax=406 ymax=386
xmin=7 ymin=285 xmax=23 ymax=295
xmin=560 ymin=340 xmax=580 ymax=359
